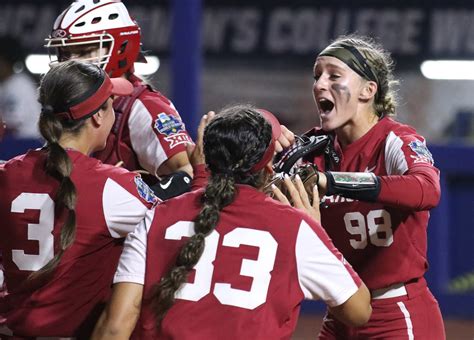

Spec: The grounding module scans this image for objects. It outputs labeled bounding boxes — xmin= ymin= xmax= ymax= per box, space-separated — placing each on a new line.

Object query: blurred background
xmin=0 ymin=0 xmax=473 ymax=338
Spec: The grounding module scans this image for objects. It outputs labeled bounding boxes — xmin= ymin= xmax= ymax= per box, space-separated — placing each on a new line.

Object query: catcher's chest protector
xmin=95 ymin=84 xmax=148 ymax=170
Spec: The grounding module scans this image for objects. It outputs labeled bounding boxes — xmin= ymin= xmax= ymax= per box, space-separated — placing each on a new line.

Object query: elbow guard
xmin=325 ymin=171 xmax=381 ymax=202
xmin=150 ymin=171 xmax=192 ymax=200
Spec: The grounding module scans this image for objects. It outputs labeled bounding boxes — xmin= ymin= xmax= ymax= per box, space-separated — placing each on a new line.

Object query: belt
xmin=371 ymin=283 xmax=407 ymax=299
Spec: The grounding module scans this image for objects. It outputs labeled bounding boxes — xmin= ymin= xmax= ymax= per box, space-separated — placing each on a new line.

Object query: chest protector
xmin=95 ymin=84 xmax=148 ymax=171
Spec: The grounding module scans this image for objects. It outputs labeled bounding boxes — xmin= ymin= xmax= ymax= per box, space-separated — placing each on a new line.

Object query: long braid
xmin=30 ymin=60 xmax=102 ymax=280
xmin=151 ymin=104 xmax=272 ymax=325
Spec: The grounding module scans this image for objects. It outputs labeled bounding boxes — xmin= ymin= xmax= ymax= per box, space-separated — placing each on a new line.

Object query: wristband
xmin=325 ymin=171 xmax=380 ymax=202
xmin=150 ymin=171 xmax=192 ymax=200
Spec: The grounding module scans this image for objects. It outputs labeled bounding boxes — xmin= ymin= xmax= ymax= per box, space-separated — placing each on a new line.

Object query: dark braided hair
xmin=32 ymin=60 xmax=105 ymax=279
xmin=151 ymin=104 xmax=273 ymax=324
xmin=329 ymin=34 xmax=399 ymax=117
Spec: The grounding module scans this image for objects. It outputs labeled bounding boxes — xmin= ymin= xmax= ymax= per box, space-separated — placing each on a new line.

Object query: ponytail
xmin=30 ymin=106 xmax=82 ymax=280
xmin=151 ymin=173 xmax=236 ymax=323
xmin=27 ymin=61 xmax=106 ymax=280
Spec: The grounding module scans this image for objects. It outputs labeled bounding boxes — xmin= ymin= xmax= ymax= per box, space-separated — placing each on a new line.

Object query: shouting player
xmin=45 ymin=0 xmax=193 ymax=199
xmin=92 ymin=104 xmax=372 ymax=339
xmin=0 ymin=60 xmax=157 ymax=338
xmin=299 ymin=35 xmax=445 ymax=339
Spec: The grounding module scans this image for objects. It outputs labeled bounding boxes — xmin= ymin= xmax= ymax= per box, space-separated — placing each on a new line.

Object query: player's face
xmin=57 ymin=43 xmax=109 ymax=65
xmin=95 ymin=97 xmax=115 ymax=151
xmin=312 ymin=56 xmax=365 ymax=132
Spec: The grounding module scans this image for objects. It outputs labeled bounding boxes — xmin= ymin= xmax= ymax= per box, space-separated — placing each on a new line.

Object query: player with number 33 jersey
xmin=92 ymin=105 xmax=372 ymax=340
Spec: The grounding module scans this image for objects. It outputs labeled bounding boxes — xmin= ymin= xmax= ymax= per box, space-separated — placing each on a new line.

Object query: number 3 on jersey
xmin=165 ymin=222 xmax=278 ymax=310
xmin=344 ymin=209 xmax=393 ymax=249
xmin=11 ymin=193 xmax=55 ymax=271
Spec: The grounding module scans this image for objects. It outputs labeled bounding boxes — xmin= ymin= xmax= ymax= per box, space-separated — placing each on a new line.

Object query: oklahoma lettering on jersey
xmin=115 ymin=185 xmax=361 ymax=340
xmin=0 ymin=149 xmax=155 ymax=337
xmin=308 ymin=117 xmax=439 ymax=290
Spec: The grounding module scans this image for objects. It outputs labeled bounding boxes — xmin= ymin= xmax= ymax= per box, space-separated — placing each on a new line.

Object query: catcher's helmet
xmin=45 ymin=0 xmax=142 ymax=77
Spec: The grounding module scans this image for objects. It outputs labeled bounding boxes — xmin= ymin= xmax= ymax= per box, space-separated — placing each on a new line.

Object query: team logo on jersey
xmin=154 ymin=113 xmax=184 ymax=136
xmin=165 ymin=133 xmax=192 ymax=148
xmin=52 ymin=29 xmax=67 ymax=38
xmin=134 ymin=176 xmax=159 ymax=205
xmin=408 ymin=140 xmax=434 ymax=165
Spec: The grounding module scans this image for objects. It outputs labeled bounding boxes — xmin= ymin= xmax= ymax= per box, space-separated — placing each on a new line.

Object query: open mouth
xmin=318 ymin=98 xmax=335 ymax=115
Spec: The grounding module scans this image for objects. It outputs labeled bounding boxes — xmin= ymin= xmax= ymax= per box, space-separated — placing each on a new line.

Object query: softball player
xmin=46 ymin=0 xmax=193 ymax=199
xmin=0 ymin=61 xmax=157 ymax=338
xmin=306 ymin=35 xmax=445 ymax=339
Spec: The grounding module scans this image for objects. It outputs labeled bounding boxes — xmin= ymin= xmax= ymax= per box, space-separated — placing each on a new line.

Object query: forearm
xmin=377 ymin=166 xmax=440 ymax=210
xmin=92 ymin=312 xmax=134 ymax=340
xmin=319 ymin=166 xmax=440 ymax=210
xmin=91 ymin=282 xmax=143 ymax=340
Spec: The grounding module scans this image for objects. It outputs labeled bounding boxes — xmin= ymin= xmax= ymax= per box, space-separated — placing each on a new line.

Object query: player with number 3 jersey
xmin=304 ymin=35 xmax=445 ymax=339
xmin=0 ymin=61 xmax=157 ymax=338
xmin=92 ymin=105 xmax=372 ymax=339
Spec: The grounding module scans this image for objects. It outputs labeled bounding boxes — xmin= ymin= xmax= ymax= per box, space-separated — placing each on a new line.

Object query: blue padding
xmin=0 ymin=136 xmax=42 ymax=161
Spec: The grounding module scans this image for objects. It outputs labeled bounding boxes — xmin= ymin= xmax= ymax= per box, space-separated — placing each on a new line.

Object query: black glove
xmin=273 ymin=134 xmax=329 ymax=174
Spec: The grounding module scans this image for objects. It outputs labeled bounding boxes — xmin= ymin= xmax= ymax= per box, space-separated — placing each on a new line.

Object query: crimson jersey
xmin=95 ymin=74 xmax=193 ymax=175
xmin=0 ymin=149 xmax=156 ymax=337
xmin=115 ymin=185 xmax=362 ymax=340
xmin=307 ymin=117 xmax=440 ymax=290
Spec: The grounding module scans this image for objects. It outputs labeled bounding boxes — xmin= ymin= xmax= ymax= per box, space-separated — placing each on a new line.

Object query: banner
xmin=1 ymin=1 xmax=474 ymax=68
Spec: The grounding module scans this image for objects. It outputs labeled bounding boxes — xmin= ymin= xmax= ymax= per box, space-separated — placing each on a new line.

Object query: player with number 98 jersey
xmin=0 ymin=150 xmax=156 ymax=337
xmin=307 ymin=34 xmax=445 ymax=339
xmin=308 ymin=117 xmax=439 ymax=289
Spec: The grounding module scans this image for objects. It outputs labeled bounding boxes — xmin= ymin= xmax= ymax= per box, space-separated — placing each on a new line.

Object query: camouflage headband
xmin=319 ymin=43 xmax=379 ymax=86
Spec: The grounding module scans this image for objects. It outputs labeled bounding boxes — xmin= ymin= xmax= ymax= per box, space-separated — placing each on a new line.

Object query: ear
xmin=90 ymin=110 xmax=104 ymax=127
xmin=359 ymin=80 xmax=378 ymax=101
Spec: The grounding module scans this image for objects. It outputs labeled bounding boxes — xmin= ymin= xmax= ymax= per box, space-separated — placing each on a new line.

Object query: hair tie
xmin=41 ymin=105 xmax=55 ymax=115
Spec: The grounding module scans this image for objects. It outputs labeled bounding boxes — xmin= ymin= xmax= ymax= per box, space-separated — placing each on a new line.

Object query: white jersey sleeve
xmin=295 ymin=219 xmax=360 ymax=307
xmin=128 ymin=99 xmax=169 ymax=176
xmin=113 ymin=209 xmax=153 ymax=285
xmin=102 ymin=178 xmax=154 ymax=238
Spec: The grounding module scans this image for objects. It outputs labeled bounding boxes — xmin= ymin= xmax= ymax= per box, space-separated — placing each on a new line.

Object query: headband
xmin=55 ymin=72 xmax=133 ymax=121
xmin=250 ymin=109 xmax=282 ymax=173
xmin=319 ymin=43 xmax=379 ymax=86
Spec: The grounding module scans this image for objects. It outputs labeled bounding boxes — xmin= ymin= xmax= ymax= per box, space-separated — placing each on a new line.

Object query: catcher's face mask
xmin=250 ymin=109 xmax=282 ymax=173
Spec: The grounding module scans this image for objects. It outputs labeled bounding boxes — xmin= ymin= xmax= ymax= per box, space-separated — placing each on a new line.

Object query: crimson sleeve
xmin=377 ymin=165 xmax=440 ymax=210
xmin=191 ymin=163 xmax=209 ymax=190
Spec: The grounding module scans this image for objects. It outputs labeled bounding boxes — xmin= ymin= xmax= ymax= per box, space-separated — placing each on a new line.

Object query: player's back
xmin=0 ymin=149 xmax=151 ymax=337
xmin=136 ymin=185 xmax=360 ymax=340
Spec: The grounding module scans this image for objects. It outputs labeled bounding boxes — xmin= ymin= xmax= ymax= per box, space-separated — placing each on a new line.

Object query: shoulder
xmin=155 ymin=189 xmax=201 ymax=215
xmin=71 ymin=152 xmax=158 ymax=206
xmin=135 ymin=89 xmax=175 ymax=115
xmin=380 ymin=118 xmax=421 ymax=139
xmin=1 ymin=150 xmax=39 ymax=174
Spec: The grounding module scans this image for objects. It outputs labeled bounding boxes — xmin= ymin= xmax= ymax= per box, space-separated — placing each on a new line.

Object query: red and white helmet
xmin=45 ymin=0 xmax=142 ymax=77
